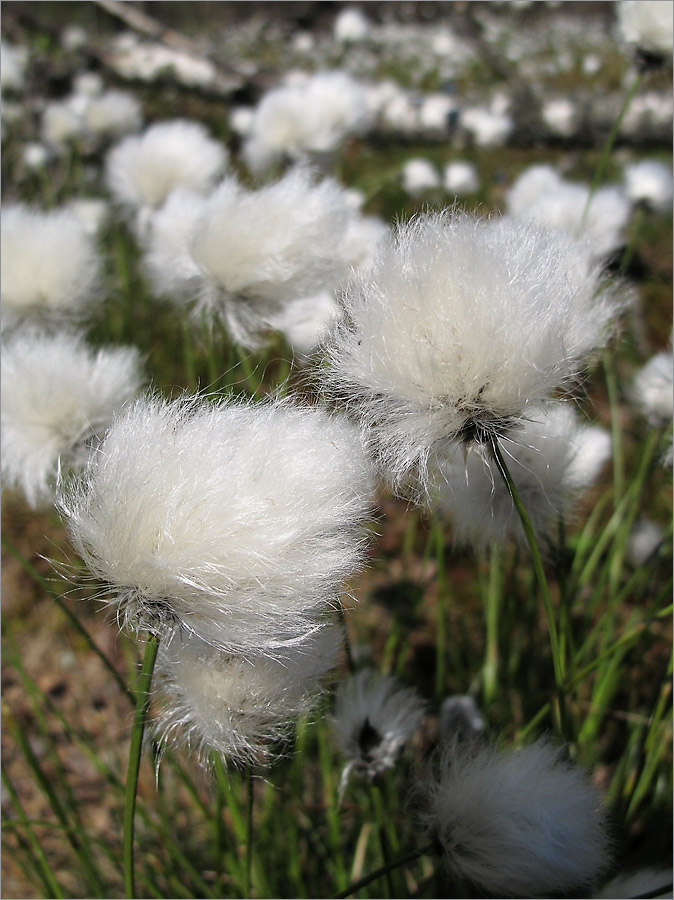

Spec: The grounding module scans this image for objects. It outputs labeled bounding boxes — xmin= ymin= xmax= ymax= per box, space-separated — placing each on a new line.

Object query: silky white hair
xmin=105 ymin=119 xmax=227 ymax=214
xmin=416 ymin=737 xmax=612 ymax=897
xmin=318 ymin=209 xmax=625 ymax=502
xmin=1 ymin=329 xmax=144 ymax=508
xmin=1 ymin=204 xmax=103 ymax=330
xmin=58 ymin=393 xmax=376 ymax=651
xmin=152 ymin=623 xmax=342 ymax=768
xmin=617 ymin=0 xmax=674 ymax=56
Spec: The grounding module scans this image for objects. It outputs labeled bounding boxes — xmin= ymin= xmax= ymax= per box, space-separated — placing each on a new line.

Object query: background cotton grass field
xmin=1 ymin=1 xmax=672 ymax=898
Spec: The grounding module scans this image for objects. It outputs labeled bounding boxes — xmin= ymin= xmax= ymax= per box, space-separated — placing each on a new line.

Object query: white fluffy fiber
xmin=242 ymin=71 xmax=371 ymax=174
xmin=1 ymin=330 xmax=144 ymax=509
xmin=505 ymin=164 xmax=631 ymax=259
xmin=618 ymin=0 xmax=674 ymax=56
xmin=145 ymin=168 xmax=354 ymax=348
xmin=401 ymin=158 xmax=441 ymax=196
xmin=333 ymin=668 xmax=426 ymax=783
xmin=433 ymin=403 xmax=612 ymax=551
xmin=1 ymin=204 xmax=103 ymax=330
xmin=59 ymin=393 xmax=375 ymax=651
xmin=418 ymin=737 xmax=612 ymax=897
xmin=630 ymin=350 xmax=673 ymax=424
xmin=319 ymin=210 xmax=624 ymax=501
xmin=105 ymin=120 xmax=227 ymax=214
xmin=624 ymin=159 xmax=674 ymax=213
xmin=152 ymin=624 xmax=342 ymax=767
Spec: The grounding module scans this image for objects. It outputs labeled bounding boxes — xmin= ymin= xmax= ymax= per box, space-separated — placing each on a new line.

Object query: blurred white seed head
xmin=626 ymin=518 xmax=666 ymax=567
xmin=58 ymin=393 xmax=375 ymax=651
xmin=617 ymin=1 xmax=674 ymax=57
xmin=1 ymin=205 xmax=103 ymax=331
xmin=401 ymin=158 xmax=441 ymax=196
xmin=1 ymin=329 xmax=144 ymax=509
xmin=81 ymin=89 xmax=143 ymax=140
xmin=437 ymin=694 xmax=485 ymax=744
xmin=148 ymin=168 xmax=354 ymax=348
xmin=105 ymin=120 xmax=227 ymax=219
xmin=270 ymin=291 xmax=339 ymax=360
xmin=630 ymin=350 xmax=673 ymax=425
xmin=433 ymin=403 xmax=612 ymax=551
xmin=333 ymin=668 xmax=426 ymax=792
xmin=416 ymin=737 xmax=612 ymax=897
xmin=318 ymin=210 xmax=625 ymax=502
xmin=443 ymin=161 xmax=479 ymax=196
xmin=152 ymin=624 xmax=342 ymax=768
xmin=624 ymin=159 xmax=674 ymax=213
xmin=334 ymin=7 xmax=371 ymax=43
xmin=1 ymin=41 xmax=29 ymax=93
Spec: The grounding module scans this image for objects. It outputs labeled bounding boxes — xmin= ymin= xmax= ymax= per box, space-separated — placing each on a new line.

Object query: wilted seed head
xmin=333 ymin=668 xmax=426 ymax=789
xmin=1 ymin=204 xmax=103 ymax=330
xmin=58 ymin=393 xmax=375 ymax=652
xmin=105 ymin=119 xmax=227 ymax=216
xmin=1 ymin=329 xmax=144 ymax=509
xmin=416 ymin=737 xmax=612 ymax=897
xmin=433 ymin=402 xmax=612 ymax=552
xmin=318 ymin=209 xmax=625 ymax=502
xmin=152 ymin=623 xmax=342 ymax=768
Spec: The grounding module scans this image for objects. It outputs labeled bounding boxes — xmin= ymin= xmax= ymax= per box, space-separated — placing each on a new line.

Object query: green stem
xmin=371 ymin=783 xmax=394 ymax=898
xmin=245 ymin=769 xmax=254 ymax=899
xmin=488 ymin=437 xmax=567 ymax=738
xmin=582 ymin=70 xmax=642 ymax=222
xmin=483 ymin=542 xmax=502 ymax=707
xmin=335 ymin=845 xmax=432 ymax=899
xmin=433 ymin=520 xmax=447 ymax=701
xmin=123 ymin=632 xmax=160 ymax=899
xmin=603 ymin=349 xmax=625 ymax=504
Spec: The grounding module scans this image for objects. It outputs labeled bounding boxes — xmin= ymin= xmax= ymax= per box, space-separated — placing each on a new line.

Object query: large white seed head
xmin=417 ymin=737 xmax=612 ymax=897
xmin=1 ymin=204 xmax=103 ymax=330
xmin=319 ymin=210 xmax=625 ymax=501
xmin=152 ymin=624 xmax=342 ymax=768
xmin=1 ymin=329 xmax=144 ymax=508
xmin=59 ymin=393 xmax=376 ymax=651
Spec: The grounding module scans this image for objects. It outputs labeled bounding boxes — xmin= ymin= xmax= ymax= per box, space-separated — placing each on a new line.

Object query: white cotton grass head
xmin=141 ymin=186 xmax=206 ymax=299
xmin=182 ymin=168 xmax=353 ymax=347
xmin=104 ymin=120 xmax=227 ymax=218
xmin=1 ymin=41 xmax=29 ymax=93
xmin=333 ymin=668 xmax=426 ymax=788
xmin=626 ymin=518 xmax=667 ymax=568
xmin=58 ymin=392 xmax=376 ymax=652
xmin=432 ymin=402 xmax=612 ymax=552
xmin=81 ymin=89 xmax=143 ymax=141
xmin=624 ymin=159 xmax=674 ymax=214
xmin=270 ymin=291 xmax=339 ymax=360
xmin=318 ymin=209 xmax=625 ymax=502
xmin=1 ymin=204 xmax=103 ymax=332
xmin=443 ymin=161 xmax=479 ymax=197
xmin=437 ymin=694 xmax=485 ymax=744
xmin=630 ymin=350 xmax=673 ymax=425
xmin=416 ymin=736 xmax=612 ymax=897
xmin=617 ymin=0 xmax=674 ymax=58
xmin=401 ymin=158 xmax=441 ymax=197
xmin=152 ymin=623 xmax=342 ymax=769
xmin=1 ymin=329 xmax=144 ymax=509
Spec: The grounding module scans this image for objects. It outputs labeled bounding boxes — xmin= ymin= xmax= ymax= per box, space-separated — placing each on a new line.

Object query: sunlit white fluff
xmin=433 ymin=403 xmax=612 ymax=551
xmin=152 ymin=624 xmax=342 ymax=768
xmin=617 ymin=0 xmax=674 ymax=57
xmin=104 ymin=120 xmax=227 ymax=225
xmin=417 ymin=737 xmax=612 ymax=897
xmin=146 ymin=169 xmax=353 ymax=348
xmin=81 ymin=90 xmax=143 ymax=140
xmin=318 ymin=210 xmax=624 ymax=501
xmin=630 ymin=350 xmax=673 ymax=424
xmin=334 ymin=7 xmax=371 ymax=43
xmin=59 ymin=394 xmax=375 ymax=651
xmin=333 ymin=669 xmax=426 ymax=794
xmin=0 ymin=41 xmax=28 ymax=93
xmin=1 ymin=330 xmax=143 ymax=509
xmin=624 ymin=159 xmax=674 ymax=213
xmin=401 ymin=158 xmax=441 ymax=196
xmin=1 ymin=204 xmax=103 ymax=330
xmin=461 ymin=102 xmax=513 ymax=147
xmin=242 ymin=71 xmax=371 ymax=174
xmin=443 ymin=161 xmax=479 ymax=196
xmin=626 ymin=518 xmax=666 ymax=567
xmin=505 ymin=164 xmax=631 ymax=259
xmin=270 ymin=291 xmax=339 ymax=359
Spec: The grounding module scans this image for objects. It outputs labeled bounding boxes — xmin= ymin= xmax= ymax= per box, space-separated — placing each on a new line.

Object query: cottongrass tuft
xmin=333 ymin=668 xmax=426 ymax=796
xmin=152 ymin=624 xmax=342 ymax=768
xmin=58 ymin=393 xmax=376 ymax=651
xmin=318 ymin=209 xmax=625 ymax=502
xmin=416 ymin=736 xmax=612 ymax=897
xmin=1 ymin=329 xmax=144 ymax=509
xmin=1 ymin=204 xmax=103 ymax=331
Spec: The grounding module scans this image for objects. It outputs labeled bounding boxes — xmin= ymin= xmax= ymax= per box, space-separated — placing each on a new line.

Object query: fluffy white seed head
xmin=59 ymin=393 xmax=376 ymax=651
xmin=417 ymin=737 xmax=612 ymax=897
xmin=433 ymin=403 xmax=612 ymax=551
xmin=1 ymin=329 xmax=144 ymax=509
xmin=270 ymin=291 xmax=339 ymax=360
xmin=443 ymin=161 xmax=479 ymax=196
xmin=401 ymin=158 xmax=441 ymax=196
xmin=630 ymin=350 xmax=673 ymax=425
xmin=81 ymin=89 xmax=143 ymax=140
xmin=181 ymin=169 xmax=353 ymax=347
xmin=618 ymin=1 xmax=674 ymax=56
xmin=141 ymin=186 xmax=206 ymax=299
xmin=624 ymin=159 xmax=674 ymax=213
xmin=1 ymin=205 xmax=103 ymax=331
xmin=105 ymin=120 xmax=227 ymax=215
xmin=319 ymin=210 xmax=624 ymax=501
xmin=152 ymin=624 xmax=342 ymax=768
xmin=333 ymin=668 xmax=426 ymax=782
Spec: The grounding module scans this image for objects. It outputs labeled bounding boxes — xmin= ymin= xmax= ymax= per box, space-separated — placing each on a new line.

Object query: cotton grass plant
xmin=2 ymin=4 xmax=671 ymax=900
